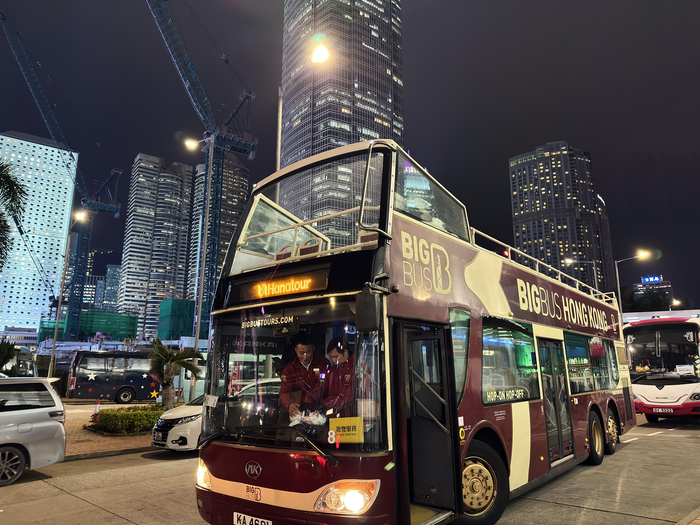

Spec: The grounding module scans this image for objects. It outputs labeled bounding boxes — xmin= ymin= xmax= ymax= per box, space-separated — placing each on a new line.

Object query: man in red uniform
xmin=302 ymin=338 xmax=357 ymax=417
xmin=279 ymin=334 xmax=329 ymax=418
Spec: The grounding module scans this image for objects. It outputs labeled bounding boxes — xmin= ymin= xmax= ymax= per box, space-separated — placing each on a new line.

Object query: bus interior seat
xmin=357 ymin=225 xmax=379 ymax=249
xmin=298 ymin=237 xmax=323 ymax=256
xmin=274 ymin=243 xmax=294 ymax=261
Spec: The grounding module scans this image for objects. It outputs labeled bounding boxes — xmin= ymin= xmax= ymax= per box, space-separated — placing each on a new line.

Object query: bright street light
xmin=49 ymin=211 xmax=89 ymax=377
xmin=311 ymin=45 xmax=329 ymax=63
xmin=614 ymin=250 xmax=650 ymax=315
xmin=185 ymin=139 xmax=199 ymax=151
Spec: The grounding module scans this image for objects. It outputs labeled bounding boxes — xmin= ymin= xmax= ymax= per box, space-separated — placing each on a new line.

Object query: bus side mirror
xmin=356 ymin=287 xmax=380 ymax=332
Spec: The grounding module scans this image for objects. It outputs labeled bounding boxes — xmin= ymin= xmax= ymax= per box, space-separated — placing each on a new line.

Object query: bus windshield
xmin=202 ymin=297 xmax=385 ymax=453
xmin=229 ymin=150 xmax=384 ymax=276
xmin=627 ymin=326 xmax=700 ymax=384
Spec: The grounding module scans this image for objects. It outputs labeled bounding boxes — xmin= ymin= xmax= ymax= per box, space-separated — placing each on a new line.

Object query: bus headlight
xmin=196 ymin=460 xmax=211 ymax=490
xmin=314 ymin=480 xmax=379 ymax=514
xmin=690 ymin=393 xmax=700 ymax=401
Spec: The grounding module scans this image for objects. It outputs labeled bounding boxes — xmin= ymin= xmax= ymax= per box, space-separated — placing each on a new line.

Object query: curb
xmin=677 ymin=506 xmax=700 ymax=525
xmin=65 ymin=446 xmax=155 ymax=462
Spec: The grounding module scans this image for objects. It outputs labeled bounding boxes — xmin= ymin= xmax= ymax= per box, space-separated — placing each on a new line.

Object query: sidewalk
xmin=64 ymin=403 xmax=154 ymax=461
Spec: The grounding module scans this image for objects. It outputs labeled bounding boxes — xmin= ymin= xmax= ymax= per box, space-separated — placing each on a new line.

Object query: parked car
xmin=0 ymin=377 xmax=66 ymax=486
xmin=152 ymin=379 xmax=281 ymax=452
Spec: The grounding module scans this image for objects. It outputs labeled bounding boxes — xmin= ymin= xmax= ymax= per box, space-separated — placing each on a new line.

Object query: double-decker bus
xmin=195 ymin=140 xmax=634 ymax=525
xmin=624 ymin=317 xmax=700 ymax=422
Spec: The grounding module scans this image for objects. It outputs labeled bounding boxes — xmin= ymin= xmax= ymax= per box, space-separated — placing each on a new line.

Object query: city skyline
xmin=0 ymin=2 xmax=698 ymax=306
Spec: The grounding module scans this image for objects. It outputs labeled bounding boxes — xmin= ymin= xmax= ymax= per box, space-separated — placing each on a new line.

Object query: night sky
xmin=1 ymin=1 xmax=699 ymax=305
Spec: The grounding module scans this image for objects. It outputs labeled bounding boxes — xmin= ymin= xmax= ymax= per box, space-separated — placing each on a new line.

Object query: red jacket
xmin=279 ymin=353 xmax=329 ymax=409
xmin=304 ymin=355 xmax=366 ymax=416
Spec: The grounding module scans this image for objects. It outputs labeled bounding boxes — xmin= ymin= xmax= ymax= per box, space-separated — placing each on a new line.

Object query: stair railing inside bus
xmin=470 ymin=227 xmax=617 ymax=308
xmin=358 ymin=140 xmax=392 ymax=241
xmin=238 ymin=205 xmax=381 ymax=274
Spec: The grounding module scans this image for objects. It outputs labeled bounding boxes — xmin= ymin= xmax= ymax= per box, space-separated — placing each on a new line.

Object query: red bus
xmin=624 ymin=317 xmax=700 ymax=422
xmin=195 ymin=140 xmax=635 ymax=525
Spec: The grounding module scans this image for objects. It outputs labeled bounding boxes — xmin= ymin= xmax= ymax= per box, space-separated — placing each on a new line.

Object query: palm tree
xmin=0 ymin=159 xmax=28 ymax=271
xmin=149 ymin=338 xmax=203 ymax=410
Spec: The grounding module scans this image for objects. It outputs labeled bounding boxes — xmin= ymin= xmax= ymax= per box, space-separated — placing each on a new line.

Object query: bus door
xmin=404 ymin=324 xmax=455 ymax=510
xmin=538 ymin=339 xmax=573 ymax=463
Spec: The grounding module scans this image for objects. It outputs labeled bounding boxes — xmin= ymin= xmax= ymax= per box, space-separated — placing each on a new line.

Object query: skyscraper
xmin=103 ymin=265 xmax=121 ymax=313
xmin=118 ymin=154 xmax=193 ymax=339
xmin=0 ymin=131 xmax=76 ymax=332
xmin=188 ymin=153 xmax=249 ymax=338
xmin=279 ymin=0 xmax=404 ymax=247
xmin=509 ymin=141 xmax=615 ymax=291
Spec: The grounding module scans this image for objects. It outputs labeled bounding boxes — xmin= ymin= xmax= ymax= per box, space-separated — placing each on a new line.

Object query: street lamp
xmin=48 ymin=211 xmax=88 ymax=377
xmin=614 ymin=250 xmax=649 ymax=315
xmin=185 ymin=133 xmax=215 ymax=349
xmin=564 ymin=258 xmax=599 ymax=291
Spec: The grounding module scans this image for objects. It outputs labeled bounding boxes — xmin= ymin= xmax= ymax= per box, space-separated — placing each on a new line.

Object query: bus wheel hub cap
xmin=462 ymin=459 xmax=495 ymax=513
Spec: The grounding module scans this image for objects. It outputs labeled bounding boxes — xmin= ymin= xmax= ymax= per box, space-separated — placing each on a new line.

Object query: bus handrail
xmin=471 ymin=227 xmax=618 ymax=307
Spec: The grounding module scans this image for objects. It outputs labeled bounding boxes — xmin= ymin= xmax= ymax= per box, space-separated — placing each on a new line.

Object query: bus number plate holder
xmin=155 ymin=432 xmax=163 ymax=441
xmin=233 ymin=512 xmax=271 ymax=525
xmin=652 ymin=408 xmax=674 ymax=413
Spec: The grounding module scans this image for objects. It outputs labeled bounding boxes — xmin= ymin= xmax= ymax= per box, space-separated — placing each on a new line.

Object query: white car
xmin=151 ymin=396 xmax=205 ymax=452
xmin=152 ymin=379 xmax=282 ymax=452
xmin=0 ymin=377 xmax=66 ymax=485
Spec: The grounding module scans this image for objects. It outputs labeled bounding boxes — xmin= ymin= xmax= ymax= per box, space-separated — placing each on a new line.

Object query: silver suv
xmin=0 ymin=378 xmax=66 ymax=485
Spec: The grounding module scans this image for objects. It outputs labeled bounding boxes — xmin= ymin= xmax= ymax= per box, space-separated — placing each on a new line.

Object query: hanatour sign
xmin=240 ymin=269 xmax=328 ymax=301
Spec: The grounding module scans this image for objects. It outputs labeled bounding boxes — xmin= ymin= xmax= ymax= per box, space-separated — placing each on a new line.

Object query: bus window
xmin=481 ymin=320 xmax=539 ymax=404
xmin=394 ymin=153 xmax=468 ymax=241
xmin=126 ymin=358 xmax=150 ymax=372
xmin=79 ymin=357 xmax=107 ymax=372
xmin=111 ymin=358 xmax=125 ymax=371
xmin=449 ymin=309 xmax=470 ymax=406
xmin=565 ymin=334 xmax=594 ymax=394
xmin=589 ymin=338 xmax=620 ymax=390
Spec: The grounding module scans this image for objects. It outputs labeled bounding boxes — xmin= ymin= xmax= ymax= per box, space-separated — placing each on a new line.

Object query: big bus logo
xmin=400 ymin=231 xmax=451 ymax=295
xmin=245 ymin=461 xmax=262 ymax=479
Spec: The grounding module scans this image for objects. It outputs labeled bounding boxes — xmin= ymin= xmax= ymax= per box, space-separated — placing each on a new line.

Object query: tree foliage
xmin=0 ymin=339 xmax=17 ymax=371
xmin=0 ymin=159 xmax=28 ymax=271
xmin=149 ymin=338 xmax=202 ymax=410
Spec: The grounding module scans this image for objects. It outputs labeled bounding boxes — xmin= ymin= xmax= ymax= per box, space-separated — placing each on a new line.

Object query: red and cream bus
xmin=624 ymin=317 xmax=700 ymax=422
xmin=195 ymin=140 xmax=635 ymax=525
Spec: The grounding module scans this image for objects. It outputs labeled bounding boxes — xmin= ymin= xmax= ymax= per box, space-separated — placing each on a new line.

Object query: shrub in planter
xmin=92 ymin=404 xmax=164 ymax=434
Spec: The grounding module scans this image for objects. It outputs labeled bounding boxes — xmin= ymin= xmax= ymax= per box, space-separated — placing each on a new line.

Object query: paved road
xmin=498 ymin=415 xmax=700 ymax=525
xmin=2 ymin=415 xmax=699 ymax=525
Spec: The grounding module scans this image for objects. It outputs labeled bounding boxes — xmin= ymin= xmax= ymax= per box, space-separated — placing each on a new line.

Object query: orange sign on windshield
xmin=241 ymin=269 xmax=328 ymax=301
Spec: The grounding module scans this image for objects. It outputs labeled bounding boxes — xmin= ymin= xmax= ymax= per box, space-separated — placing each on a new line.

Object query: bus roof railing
xmin=470 ymin=227 xmax=618 ymax=308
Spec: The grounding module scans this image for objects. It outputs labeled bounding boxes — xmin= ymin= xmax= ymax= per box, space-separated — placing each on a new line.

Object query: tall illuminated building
xmin=279 ymin=0 xmax=404 ymax=247
xmin=509 ymin=141 xmax=614 ymax=291
xmin=187 ymin=154 xmax=249 ymax=339
xmin=0 ymin=131 xmax=76 ymax=332
xmin=103 ymin=265 xmax=121 ymax=312
xmin=118 ymin=154 xmax=193 ymax=339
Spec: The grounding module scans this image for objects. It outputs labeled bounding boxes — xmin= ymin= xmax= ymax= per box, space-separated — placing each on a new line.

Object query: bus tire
xmin=459 ymin=440 xmax=509 ymax=525
xmin=0 ymin=446 xmax=26 ymax=486
xmin=586 ymin=411 xmax=604 ymax=465
xmin=645 ymin=415 xmax=659 ymax=423
xmin=604 ymin=407 xmax=619 ymax=455
xmin=116 ymin=388 xmax=134 ymax=404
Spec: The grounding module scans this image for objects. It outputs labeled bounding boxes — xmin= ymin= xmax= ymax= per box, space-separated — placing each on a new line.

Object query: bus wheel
xmin=586 ymin=411 xmax=604 ymax=465
xmin=645 ymin=415 xmax=659 ymax=423
xmin=604 ymin=407 xmax=619 ymax=455
xmin=460 ymin=441 xmax=508 ymax=524
xmin=0 ymin=446 xmax=26 ymax=486
xmin=116 ymin=388 xmax=134 ymax=404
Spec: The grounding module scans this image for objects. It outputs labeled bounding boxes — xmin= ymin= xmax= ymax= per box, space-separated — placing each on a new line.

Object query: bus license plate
xmin=155 ymin=432 xmax=163 ymax=441
xmin=652 ymin=408 xmax=674 ymax=413
xmin=233 ymin=512 xmax=272 ymax=525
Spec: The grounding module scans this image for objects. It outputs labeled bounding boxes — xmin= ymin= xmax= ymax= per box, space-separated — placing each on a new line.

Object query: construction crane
xmin=1 ymin=12 xmax=122 ymax=342
xmin=145 ymin=0 xmax=257 ymax=338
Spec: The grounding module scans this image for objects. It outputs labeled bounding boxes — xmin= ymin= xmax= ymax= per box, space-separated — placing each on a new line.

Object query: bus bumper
xmin=195 ymin=486 xmax=392 ymax=525
xmin=635 ymin=400 xmax=700 ymax=416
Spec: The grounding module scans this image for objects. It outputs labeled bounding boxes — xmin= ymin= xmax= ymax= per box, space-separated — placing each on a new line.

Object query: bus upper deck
xmin=197 ymin=140 xmax=633 ymax=525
